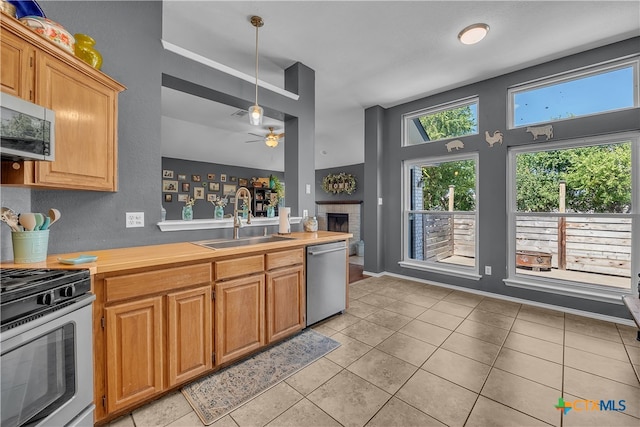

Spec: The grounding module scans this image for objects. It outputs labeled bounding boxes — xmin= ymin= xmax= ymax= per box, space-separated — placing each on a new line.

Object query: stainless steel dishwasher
xmin=306 ymin=241 xmax=347 ymax=326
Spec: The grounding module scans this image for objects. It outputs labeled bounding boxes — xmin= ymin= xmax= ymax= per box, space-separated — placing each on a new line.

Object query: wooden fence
xmin=422 ymin=213 xmax=475 ymax=262
xmin=516 ymin=216 xmax=631 ymax=277
xmin=419 ymin=214 xmax=631 ymax=278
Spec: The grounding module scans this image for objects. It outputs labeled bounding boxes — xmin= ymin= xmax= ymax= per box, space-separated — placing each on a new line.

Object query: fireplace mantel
xmin=315 ymin=201 xmax=363 ymax=205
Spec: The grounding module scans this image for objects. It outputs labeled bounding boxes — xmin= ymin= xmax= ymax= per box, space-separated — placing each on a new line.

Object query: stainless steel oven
xmin=0 ymin=269 xmax=95 ymax=427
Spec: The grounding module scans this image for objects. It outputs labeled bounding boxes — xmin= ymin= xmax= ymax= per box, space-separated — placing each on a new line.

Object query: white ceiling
xmin=161 ymin=1 xmax=640 ymax=170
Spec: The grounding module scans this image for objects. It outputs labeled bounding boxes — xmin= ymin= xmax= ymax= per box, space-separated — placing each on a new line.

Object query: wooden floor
xmin=349 ymin=263 xmax=368 ymax=283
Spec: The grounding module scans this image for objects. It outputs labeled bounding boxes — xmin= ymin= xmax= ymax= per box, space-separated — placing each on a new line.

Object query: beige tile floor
xmin=108 ymin=276 xmax=640 ymax=427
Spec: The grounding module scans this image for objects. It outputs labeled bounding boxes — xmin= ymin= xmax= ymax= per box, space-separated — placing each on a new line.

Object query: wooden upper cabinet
xmin=0 ymin=23 xmax=34 ymax=100
xmin=0 ymin=14 xmax=125 ymax=191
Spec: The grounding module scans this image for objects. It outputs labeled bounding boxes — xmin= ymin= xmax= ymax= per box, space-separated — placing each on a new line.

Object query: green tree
xmin=418 ymin=106 xmax=476 ymax=140
xmin=422 ymin=160 xmax=476 ymax=211
xmin=516 ymin=143 xmax=631 ymax=213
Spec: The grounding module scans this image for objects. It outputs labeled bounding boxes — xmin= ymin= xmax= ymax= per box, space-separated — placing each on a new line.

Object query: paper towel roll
xmin=279 ymin=207 xmax=291 ymax=234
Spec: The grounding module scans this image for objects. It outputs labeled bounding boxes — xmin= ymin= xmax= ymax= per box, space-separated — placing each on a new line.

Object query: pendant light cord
xmin=254 ymin=23 xmax=259 ymax=106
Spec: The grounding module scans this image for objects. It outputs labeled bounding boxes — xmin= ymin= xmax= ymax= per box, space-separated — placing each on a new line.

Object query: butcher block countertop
xmin=1 ymin=231 xmax=352 ymax=276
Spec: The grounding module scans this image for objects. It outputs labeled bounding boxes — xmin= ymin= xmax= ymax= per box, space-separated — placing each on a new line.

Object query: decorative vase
xmin=181 ymin=205 xmax=193 ymax=221
xmin=74 ymin=33 xmax=102 ymax=70
xmin=267 ymin=206 xmax=275 ymax=218
xmin=214 ymin=206 xmax=224 ymax=219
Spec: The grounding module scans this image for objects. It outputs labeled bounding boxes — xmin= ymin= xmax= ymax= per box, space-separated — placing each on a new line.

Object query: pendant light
xmin=248 ymin=15 xmax=264 ymax=126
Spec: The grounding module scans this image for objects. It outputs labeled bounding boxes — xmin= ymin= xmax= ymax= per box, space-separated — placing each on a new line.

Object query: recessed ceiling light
xmin=458 ymin=23 xmax=489 ymax=45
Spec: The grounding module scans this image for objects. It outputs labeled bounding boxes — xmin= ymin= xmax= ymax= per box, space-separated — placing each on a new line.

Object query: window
xmin=506 ymin=134 xmax=639 ymax=301
xmin=403 ymin=97 xmax=478 ymax=146
xmin=401 ymin=154 xmax=479 ymax=279
xmin=509 ymin=59 xmax=638 ymax=128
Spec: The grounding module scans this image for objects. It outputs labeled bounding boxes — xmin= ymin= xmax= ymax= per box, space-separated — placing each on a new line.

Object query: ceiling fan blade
xmin=277 ymin=132 xmax=285 ymax=139
xmin=244 ymin=139 xmax=262 ymax=143
xmin=247 ymin=132 xmax=264 ymax=138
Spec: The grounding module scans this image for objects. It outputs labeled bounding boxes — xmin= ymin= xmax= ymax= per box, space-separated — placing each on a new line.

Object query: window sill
xmin=157 ymin=216 xmax=302 ymax=232
xmin=504 ymin=276 xmax=631 ymax=304
xmin=399 ymin=260 xmax=482 ymax=281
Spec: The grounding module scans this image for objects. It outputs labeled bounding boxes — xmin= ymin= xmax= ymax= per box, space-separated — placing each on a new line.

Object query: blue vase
xmin=267 ymin=206 xmax=275 ymax=218
xmin=214 ymin=206 xmax=224 ymax=219
xmin=182 ymin=205 xmax=193 ymax=221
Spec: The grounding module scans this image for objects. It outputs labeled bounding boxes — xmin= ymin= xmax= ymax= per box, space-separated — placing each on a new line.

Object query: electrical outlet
xmin=302 ymin=209 xmax=308 ymax=218
xmin=305 ymin=184 xmax=311 ymax=194
xmin=485 ymin=265 xmax=492 ymax=275
xmin=126 ymin=212 xmax=144 ymax=228
xmin=378 ymin=197 xmax=383 ymax=205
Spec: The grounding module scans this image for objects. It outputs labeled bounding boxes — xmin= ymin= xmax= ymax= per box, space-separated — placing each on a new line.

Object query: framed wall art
xmin=162 ymin=180 xmax=178 ymax=192
xmin=239 ymin=178 xmax=248 ymax=187
xmin=230 ymin=176 xmax=237 ymax=182
xmin=192 ymin=175 xmax=201 ymax=182
xmin=194 ymin=187 xmax=205 ymax=199
xmin=209 ymin=182 xmax=220 ymax=192
xmin=207 ymin=173 xmax=216 ymax=180
xmin=182 ymin=182 xmax=190 ymax=192
xmin=177 ymin=174 xmax=187 ymax=181
xmin=162 ymin=170 xmax=174 ymax=178
xmin=223 ymin=184 xmax=236 ymax=196
xmin=164 ymin=194 xmax=173 ymax=202
xmin=178 ymin=194 xmax=188 ymax=202
xmin=220 ymin=174 xmax=227 ymax=182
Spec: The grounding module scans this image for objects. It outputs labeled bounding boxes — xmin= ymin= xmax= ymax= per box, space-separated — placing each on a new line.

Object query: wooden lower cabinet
xmin=214 ymin=274 xmax=265 ymax=365
xmin=266 ymin=265 xmax=305 ymax=343
xmin=167 ymin=286 xmax=212 ymax=387
xmin=105 ymin=296 xmax=163 ymax=413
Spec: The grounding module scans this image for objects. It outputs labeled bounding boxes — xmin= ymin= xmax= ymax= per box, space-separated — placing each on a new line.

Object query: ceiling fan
xmin=245 ymin=127 xmax=285 ymax=147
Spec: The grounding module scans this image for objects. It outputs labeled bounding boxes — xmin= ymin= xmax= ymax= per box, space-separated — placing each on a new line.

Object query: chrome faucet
xmin=233 ymin=187 xmax=252 ymax=239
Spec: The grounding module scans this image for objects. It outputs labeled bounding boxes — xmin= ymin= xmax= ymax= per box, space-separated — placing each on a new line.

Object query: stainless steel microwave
xmin=0 ymin=93 xmax=55 ymax=161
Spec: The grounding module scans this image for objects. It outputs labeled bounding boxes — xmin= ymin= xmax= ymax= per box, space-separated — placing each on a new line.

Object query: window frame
xmin=402 ymin=96 xmax=479 ymax=147
xmin=507 ymin=57 xmax=640 ymax=130
xmin=400 ymin=152 xmax=481 ymax=280
xmin=505 ymin=132 xmax=639 ymax=303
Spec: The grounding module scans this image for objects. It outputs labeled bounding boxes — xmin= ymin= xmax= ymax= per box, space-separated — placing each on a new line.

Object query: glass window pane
xmin=405 ymin=100 xmax=478 ymax=145
xmin=407 ymin=157 xmax=476 ymax=269
xmin=512 ymin=64 xmax=636 ymax=127
xmin=515 ymin=214 xmax=631 ymax=289
xmin=515 ymin=142 xmax=632 ymax=214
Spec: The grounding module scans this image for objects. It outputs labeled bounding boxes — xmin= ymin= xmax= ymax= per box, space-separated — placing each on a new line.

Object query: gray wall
xmin=162 ymin=157 xmax=283 ymax=220
xmin=364 ymin=37 xmax=640 ymax=319
xmin=315 ymin=163 xmax=364 ymax=203
xmin=1 ymin=1 xmax=314 ymax=259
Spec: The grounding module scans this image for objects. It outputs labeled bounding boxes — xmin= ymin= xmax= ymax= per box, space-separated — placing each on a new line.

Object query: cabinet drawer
xmin=215 ymin=255 xmax=264 ymax=281
xmin=105 ymin=263 xmax=212 ymax=302
xmin=266 ymin=249 xmax=304 ymax=271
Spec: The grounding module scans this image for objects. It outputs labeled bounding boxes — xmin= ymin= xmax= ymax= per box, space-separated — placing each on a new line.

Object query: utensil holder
xmin=12 ymin=230 xmax=49 ymax=263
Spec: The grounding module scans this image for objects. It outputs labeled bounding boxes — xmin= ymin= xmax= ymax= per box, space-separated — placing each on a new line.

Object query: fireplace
xmin=327 ymin=213 xmax=349 ymax=233
xmin=316 ymin=201 xmax=362 ymax=255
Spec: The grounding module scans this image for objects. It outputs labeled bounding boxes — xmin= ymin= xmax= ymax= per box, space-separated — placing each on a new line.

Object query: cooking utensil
xmin=40 ymin=216 xmax=51 ymax=230
xmin=1 ymin=207 xmax=21 ymax=232
xmin=48 ymin=208 xmax=61 ymax=227
xmin=19 ymin=213 xmax=37 ymax=231
xmin=34 ymin=213 xmax=45 ymax=230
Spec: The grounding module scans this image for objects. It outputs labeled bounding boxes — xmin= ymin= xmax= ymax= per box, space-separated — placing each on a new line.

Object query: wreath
xmin=322 ymin=173 xmax=357 ymax=195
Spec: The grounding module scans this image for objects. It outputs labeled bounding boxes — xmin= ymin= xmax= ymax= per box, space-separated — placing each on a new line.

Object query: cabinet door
xmin=167 ymin=286 xmax=212 ymax=387
xmin=266 ymin=265 xmax=305 ymax=343
xmin=34 ymin=51 xmax=118 ymax=190
xmin=0 ymin=26 xmax=34 ymax=100
xmin=215 ymin=275 xmax=265 ymax=365
xmin=105 ymin=296 xmax=163 ymax=413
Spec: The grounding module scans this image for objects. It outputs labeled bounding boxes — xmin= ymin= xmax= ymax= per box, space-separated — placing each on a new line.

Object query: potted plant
xmin=269 ymin=175 xmax=284 ymax=206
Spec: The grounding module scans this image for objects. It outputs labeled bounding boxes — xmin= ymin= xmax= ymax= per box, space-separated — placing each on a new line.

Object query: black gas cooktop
xmin=0 ymin=268 xmax=91 ymax=329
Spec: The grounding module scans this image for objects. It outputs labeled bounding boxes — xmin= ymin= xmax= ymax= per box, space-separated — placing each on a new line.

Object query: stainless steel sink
xmin=192 ymin=235 xmax=293 ymax=249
